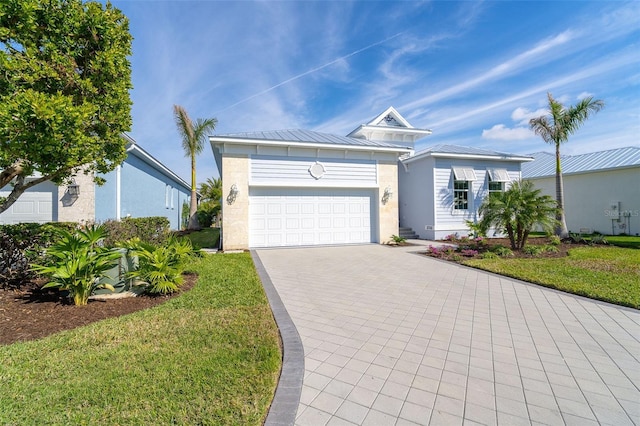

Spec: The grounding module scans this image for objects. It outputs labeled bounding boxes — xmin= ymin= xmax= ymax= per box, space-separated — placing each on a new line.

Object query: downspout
xmin=115 ymin=165 xmax=121 ymax=221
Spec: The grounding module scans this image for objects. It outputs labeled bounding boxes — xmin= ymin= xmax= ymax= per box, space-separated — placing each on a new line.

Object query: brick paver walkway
xmin=256 ymin=243 xmax=640 ymax=425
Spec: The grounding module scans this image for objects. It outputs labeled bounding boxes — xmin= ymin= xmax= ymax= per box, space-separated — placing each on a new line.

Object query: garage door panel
xmin=249 ymin=188 xmax=374 ymax=248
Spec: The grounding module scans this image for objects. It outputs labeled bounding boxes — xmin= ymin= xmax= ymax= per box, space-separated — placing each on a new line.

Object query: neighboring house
xmin=398 ymin=145 xmax=533 ymax=240
xmin=0 ymin=135 xmax=191 ymax=230
xmin=209 ymin=107 xmax=429 ymax=250
xmin=523 ymin=147 xmax=640 ymax=236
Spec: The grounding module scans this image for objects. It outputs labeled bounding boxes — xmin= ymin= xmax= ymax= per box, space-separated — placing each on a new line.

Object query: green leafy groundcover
xmin=0 ymin=254 xmax=281 ymax=425
xmin=464 ymin=246 xmax=640 ymax=309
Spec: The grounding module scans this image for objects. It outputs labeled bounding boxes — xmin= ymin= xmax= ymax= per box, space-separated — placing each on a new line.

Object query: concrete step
xmin=399 ymin=227 xmax=419 ymax=239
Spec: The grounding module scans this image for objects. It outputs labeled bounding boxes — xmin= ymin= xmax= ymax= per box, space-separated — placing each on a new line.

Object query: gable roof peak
xmin=346 ymin=106 xmax=432 ymax=145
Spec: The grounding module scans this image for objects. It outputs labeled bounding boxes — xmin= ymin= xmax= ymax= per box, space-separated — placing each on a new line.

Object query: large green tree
xmin=529 ymin=92 xmax=604 ymax=237
xmin=477 ymin=180 xmax=558 ymax=250
xmin=0 ymin=0 xmax=133 ymax=213
xmin=197 ymin=177 xmax=222 ymax=227
xmin=173 ymin=105 xmax=217 ymax=230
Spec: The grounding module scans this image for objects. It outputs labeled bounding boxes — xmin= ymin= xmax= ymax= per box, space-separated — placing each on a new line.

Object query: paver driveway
xmin=255 ymin=243 xmax=640 ymax=426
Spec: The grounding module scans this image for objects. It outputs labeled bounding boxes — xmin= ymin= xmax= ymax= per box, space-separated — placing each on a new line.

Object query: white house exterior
xmin=399 ymin=145 xmax=533 ymax=240
xmin=523 ymin=147 xmax=640 ymax=236
xmin=209 ymin=107 xmax=429 ymax=250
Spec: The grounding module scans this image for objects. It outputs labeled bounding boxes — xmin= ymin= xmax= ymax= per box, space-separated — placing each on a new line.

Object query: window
xmin=165 ymin=185 xmax=170 ymax=209
xmin=452 ymin=167 xmax=476 ymax=211
xmin=487 ymin=168 xmax=510 ymax=195
xmin=454 ymin=180 xmax=470 ymax=210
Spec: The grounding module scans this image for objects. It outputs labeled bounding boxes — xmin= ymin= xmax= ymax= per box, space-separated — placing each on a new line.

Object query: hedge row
xmin=0 ymin=217 xmax=171 ymax=289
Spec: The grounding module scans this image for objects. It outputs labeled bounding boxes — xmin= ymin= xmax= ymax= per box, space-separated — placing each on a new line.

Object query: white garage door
xmin=249 ymin=188 xmax=374 ymax=247
xmin=0 ymin=189 xmax=54 ymax=224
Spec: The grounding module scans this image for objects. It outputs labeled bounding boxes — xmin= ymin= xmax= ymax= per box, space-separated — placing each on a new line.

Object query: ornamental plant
xmin=31 ymin=225 xmax=120 ymax=306
xmin=125 ymin=237 xmax=195 ymax=294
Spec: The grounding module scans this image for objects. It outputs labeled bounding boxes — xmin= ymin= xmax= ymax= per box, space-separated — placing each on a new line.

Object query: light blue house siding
xmin=399 ymin=145 xmax=532 ymax=240
xmin=95 ymin=142 xmax=191 ymax=230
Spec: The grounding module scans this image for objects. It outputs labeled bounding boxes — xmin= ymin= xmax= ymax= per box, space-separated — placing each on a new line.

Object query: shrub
xmin=480 ymin=251 xmax=499 ymax=259
xmin=460 ymin=249 xmax=479 ymax=257
xmin=426 ymin=245 xmax=456 ymax=259
xmin=491 ymin=245 xmax=514 ymax=257
xmin=31 ymin=225 xmax=120 ymax=306
xmin=548 ymin=235 xmax=561 ymax=246
xmin=543 ymin=244 xmax=559 ymax=253
xmin=0 ymin=222 xmax=77 ymax=289
xmin=590 ymin=234 xmax=608 ymax=245
xmin=522 ymin=245 xmax=544 ymax=256
xmin=125 ymin=237 xmax=195 ymax=294
xmin=390 ymin=234 xmax=407 ymax=244
xmin=102 ymin=217 xmax=170 ymax=247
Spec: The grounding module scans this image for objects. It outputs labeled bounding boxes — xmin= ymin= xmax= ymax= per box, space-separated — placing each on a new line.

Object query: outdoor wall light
xmin=382 ymin=186 xmax=393 ymax=205
xmin=227 ymin=184 xmax=239 ymax=205
xmin=67 ymin=179 xmax=80 ymax=197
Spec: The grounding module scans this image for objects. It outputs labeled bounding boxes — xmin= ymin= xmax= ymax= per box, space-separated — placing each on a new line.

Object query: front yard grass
xmin=0 ymin=253 xmax=281 ymax=425
xmin=464 ymin=246 xmax=640 ymax=309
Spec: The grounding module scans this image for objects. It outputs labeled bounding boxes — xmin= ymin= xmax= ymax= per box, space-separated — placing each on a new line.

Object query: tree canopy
xmin=0 ymin=0 xmax=133 ymax=213
xmin=477 ymin=180 xmax=558 ymax=250
xmin=529 ymin=92 xmax=604 ymax=236
xmin=173 ymin=105 xmax=217 ymax=230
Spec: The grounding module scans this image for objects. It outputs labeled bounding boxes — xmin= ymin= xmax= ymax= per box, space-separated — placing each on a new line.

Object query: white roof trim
xmin=403 ymin=151 xmax=533 ymax=164
xmin=487 ymin=168 xmax=510 ymax=182
xmin=209 ymin=136 xmax=412 ymax=154
xmin=452 ymin=167 xmax=477 ymax=181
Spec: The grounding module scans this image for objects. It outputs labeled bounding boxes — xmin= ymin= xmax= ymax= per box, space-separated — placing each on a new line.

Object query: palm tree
xmin=529 ymin=93 xmax=604 ymax=237
xmin=173 ymin=105 xmax=217 ymax=230
xmin=477 ymin=180 xmax=558 ymax=250
xmin=199 ymin=177 xmax=222 ymax=203
xmin=198 ymin=177 xmax=222 ymax=227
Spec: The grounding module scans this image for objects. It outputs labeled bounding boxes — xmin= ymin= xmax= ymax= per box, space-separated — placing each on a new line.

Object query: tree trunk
xmin=555 ymin=143 xmax=569 ymax=238
xmin=187 ymin=156 xmax=200 ymax=230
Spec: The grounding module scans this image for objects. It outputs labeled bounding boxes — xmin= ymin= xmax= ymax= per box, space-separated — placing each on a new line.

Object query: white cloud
xmin=511 ymin=107 xmax=548 ymax=125
xmin=577 ymin=91 xmax=593 ymax=100
xmin=482 ymin=124 xmax=533 ymax=141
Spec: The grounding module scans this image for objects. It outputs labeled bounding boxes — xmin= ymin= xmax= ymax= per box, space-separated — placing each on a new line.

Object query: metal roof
xmin=214 ymin=128 xmax=411 ymax=149
xmin=522 ymin=146 xmax=640 ymax=178
xmin=404 ymin=144 xmax=532 ymax=163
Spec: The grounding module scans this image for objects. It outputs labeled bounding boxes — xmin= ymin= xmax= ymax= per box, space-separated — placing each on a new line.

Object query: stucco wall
xmin=528 ymin=167 xmax=640 ymax=235
xmin=378 ymin=161 xmax=400 ymax=243
xmin=58 ymin=171 xmax=95 ymax=224
xmin=96 ymin=155 xmax=190 ymax=230
xmin=221 ymin=155 xmax=250 ymax=250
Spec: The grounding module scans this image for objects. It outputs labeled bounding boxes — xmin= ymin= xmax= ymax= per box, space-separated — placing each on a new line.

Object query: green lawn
xmin=0 ymin=253 xmax=281 ymax=425
xmin=604 ymin=235 xmax=640 ymax=249
xmin=465 ymin=246 xmax=640 ymax=309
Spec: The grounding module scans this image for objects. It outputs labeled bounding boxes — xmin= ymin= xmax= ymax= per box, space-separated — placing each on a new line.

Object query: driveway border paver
xmin=252 ymin=251 xmax=304 ymax=426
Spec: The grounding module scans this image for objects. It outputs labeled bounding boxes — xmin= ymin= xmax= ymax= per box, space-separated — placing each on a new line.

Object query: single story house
xmin=398 ymin=145 xmax=533 ymax=240
xmin=523 ymin=146 xmax=640 ymax=236
xmin=0 ymin=135 xmax=191 ymax=230
xmin=210 ymin=107 xmax=429 ymax=250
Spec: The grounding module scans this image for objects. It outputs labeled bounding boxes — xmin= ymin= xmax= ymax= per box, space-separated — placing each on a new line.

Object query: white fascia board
xmin=209 ymin=136 xmax=412 ymax=155
xmin=403 ymin=151 xmax=533 ymax=164
xmin=249 ymin=181 xmax=379 ymax=189
xmin=357 ymin=125 xmax=433 ymax=137
xmin=126 ymin=144 xmax=191 ymax=192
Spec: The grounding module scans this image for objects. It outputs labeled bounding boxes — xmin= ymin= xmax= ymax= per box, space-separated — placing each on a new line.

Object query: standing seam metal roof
xmin=413 ymin=144 xmax=530 ymax=158
xmin=214 ymin=129 xmax=411 ymax=149
xmin=522 ymin=146 xmax=640 ymax=178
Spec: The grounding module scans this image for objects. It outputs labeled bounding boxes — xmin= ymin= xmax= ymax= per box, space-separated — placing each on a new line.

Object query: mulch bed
xmin=0 ymin=274 xmax=197 ymax=346
xmin=425 ymin=237 xmax=574 ymax=260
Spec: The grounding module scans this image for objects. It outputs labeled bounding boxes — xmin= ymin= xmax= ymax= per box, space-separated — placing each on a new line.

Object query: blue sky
xmin=111 ymin=0 xmax=640 ymax=184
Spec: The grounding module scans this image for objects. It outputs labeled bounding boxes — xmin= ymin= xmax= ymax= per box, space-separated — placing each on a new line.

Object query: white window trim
xmin=165 ymin=185 xmax=170 ymax=209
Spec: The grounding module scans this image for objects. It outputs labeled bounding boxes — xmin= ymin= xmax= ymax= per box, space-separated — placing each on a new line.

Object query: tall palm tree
xmin=173 ymin=105 xmax=218 ymax=230
xmin=529 ymin=93 xmax=604 ymax=237
xmin=478 ymin=180 xmax=558 ymax=250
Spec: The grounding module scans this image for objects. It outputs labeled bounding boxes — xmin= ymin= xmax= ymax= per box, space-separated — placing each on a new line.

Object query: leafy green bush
xmin=125 ymin=237 xmax=195 ymax=294
xmin=480 ymin=251 xmax=499 ymax=259
xmin=543 ymin=244 xmax=559 ymax=253
xmin=522 ymin=245 xmax=544 ymax=256
xmin=548 ymin=235 xmax=561 ymax=246
xmin=491 ymin=245 xmax=514 ymax=257
xmin=390 ymin=234 xmax=407 ymax=244
xmin=31 ymin=225 xmax=120 ymax=306
xmin=590 ymin=234 xmax=608 ymax=245
xmin=0 ymin=222 xmax=77 ymax=289
xmin=102 ymin=217 xmax=170 ymax=247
